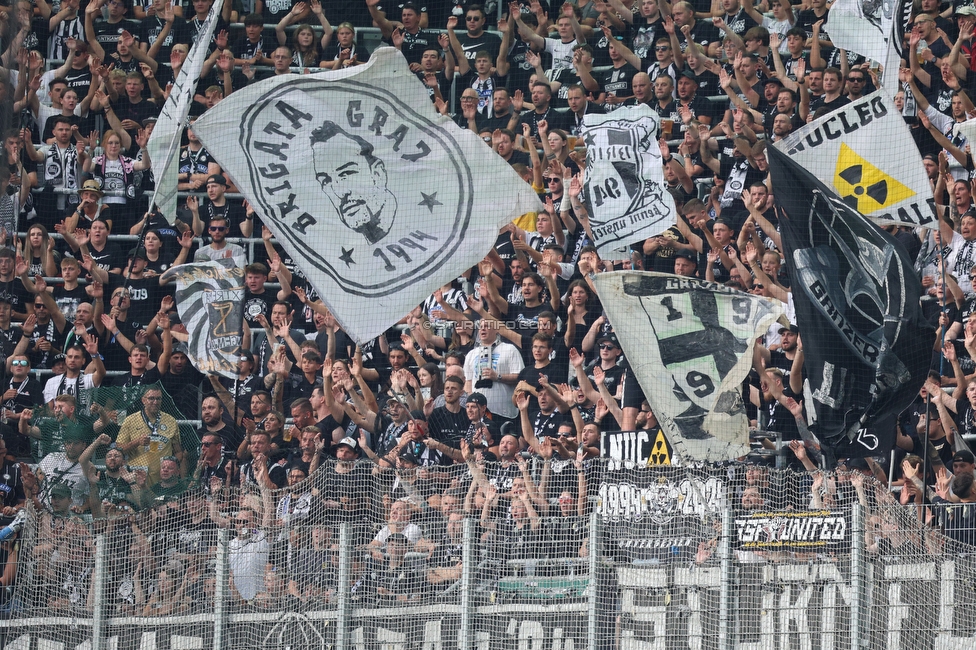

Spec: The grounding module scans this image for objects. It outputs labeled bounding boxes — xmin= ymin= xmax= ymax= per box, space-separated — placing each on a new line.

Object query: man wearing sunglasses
xmin=1 ymin=356 xmax=43 ymax=430
xmin=192 ymin=214 xmax=246 ymax=268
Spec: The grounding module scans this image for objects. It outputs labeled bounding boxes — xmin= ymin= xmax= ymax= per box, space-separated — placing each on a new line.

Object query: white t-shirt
xmin=545 ymin=37 xmax=578 ymax=71
xmin=228 ymin=531 xmax=270 ymax=601
xmin=762 ymin=16 xmax=794 ymax=54
xmin=463 ymin=340 xmax=525 ymax=419
xmin=43 ymin=372 xmax=96 ymax=406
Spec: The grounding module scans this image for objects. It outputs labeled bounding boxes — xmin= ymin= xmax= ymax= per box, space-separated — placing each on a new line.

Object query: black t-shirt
xmin=396 ymin=29 xmax=439 ymax=66
xmin=677 ymin=20 xmax=720 ymax=53
xmin=0 ymin=279 xmax=32 ymax=317
xmin=108 ymin=275 xmax=166 ymax=330
xmin=599 ymin=64 xmax=639 ymax=111
xmin=810 ymin=94 xmax=851 ymax=116
xmin=1 ymin=376 xmax=44 ymax=415
xmin=27 ymin=318 xmax=67 ymax=370
xmin=529 ymin=408 xmax=563 ymax=438
xmin=93 ymin=18 xmax=139 ymax=58
xmin=137 ymin=16 xmax=192 ymax=60
xmin=518 ymin=107 xmax=571 ymax=139
xmin=631 ymin=17 xmax=665 ymax=62
xmin=110 ymin=97 xmax=160 ymax=139
xmin=161 ymin=366 xmax=205 ymax=418
xmin=456 ymin=31 xmax=502 ymax=62
xmin=427 ymin=405 xmax=470 ymax=449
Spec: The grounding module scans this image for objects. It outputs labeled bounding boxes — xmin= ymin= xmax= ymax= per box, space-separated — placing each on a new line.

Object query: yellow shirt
xmin=512 ymin=183 xmax=544 ymax=231
xmin=116 ymin=410 xmax=180 ymax=485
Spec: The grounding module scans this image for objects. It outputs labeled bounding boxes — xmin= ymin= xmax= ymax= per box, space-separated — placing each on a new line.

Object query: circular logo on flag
xmin=238 ymin=78 xmax=473 ymax=297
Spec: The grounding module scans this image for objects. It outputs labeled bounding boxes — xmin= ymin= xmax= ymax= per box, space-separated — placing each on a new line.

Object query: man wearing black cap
xmin=583 ymin=334 xmax=625 ymax=397
xmin=464 ymin=392 xmax=500 ymax=446
xmin=36 ymin=426 xmax=90 ymax=508
xmin=675 ymin=69 xmax=713 ymax=127
xmin=158 ymin=335 xmax=205 ymax=417
xmin=317 ymin=434 xmax=371 ymax=542
xmin=761 ymin=324 xmax=803 ymax=392
xmin=187 ymin=174 xmax=247 ymax=238
xmin=345 ymin=393 xmax=412 ymax=467
xmin=952 ymin=449 xmax=975 ymax=477
xmin=673 ymin=249 xmax=698 ymax=277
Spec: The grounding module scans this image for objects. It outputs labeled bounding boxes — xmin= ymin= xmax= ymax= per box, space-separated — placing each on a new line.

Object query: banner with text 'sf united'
xmin=193 ymin=48 xmax=542 ymax=343
xmin=769 ymin=145 xmax=933 ymax=459
xmin=594 ymin=272 xmax=781 ymax=462
xmin=162 ymin=261 xmax=245 ymax=379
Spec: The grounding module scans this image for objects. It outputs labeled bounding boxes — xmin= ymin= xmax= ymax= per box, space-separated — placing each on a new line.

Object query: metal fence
xmin=0 ymin=461 xmax=974 ymax=649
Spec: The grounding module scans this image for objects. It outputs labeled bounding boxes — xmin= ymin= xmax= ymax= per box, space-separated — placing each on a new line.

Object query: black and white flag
xmin=593 ymin=272 xmax=781 ymax=462
xmin=769 ymin=144 xmax=934 ymax=459
xmin=193 ymin=48 xmax=541 ymax=343
xmin=823 ymin=0 xmax=893 ymax=65
xmin=145 ymin=0 xmax=223 ymax=221
xmin=582 ymin=105 xmax=675 ymax=260
xmin=161 ymin=261 xmax=245 ymax=379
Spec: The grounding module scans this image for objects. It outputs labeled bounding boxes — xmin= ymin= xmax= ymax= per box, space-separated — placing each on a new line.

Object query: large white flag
xmin=775 ymin=89 xmax=936 ymax=229
xmin=823 ymin=0 xmax=893 ymax=66
xmin=193 ymin=48 xmax=542 ymax=343
xmin=594 ymin=272 xmax=781 ymax=462
xmin=582 ymin=105 xmax=675 ymax=260
xmin=145 ymin=0 xmax=224 ymax=223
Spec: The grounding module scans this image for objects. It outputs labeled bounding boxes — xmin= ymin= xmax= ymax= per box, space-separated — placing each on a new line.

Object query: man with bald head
xmin=625 ymin=72 xmax=654 ymax=106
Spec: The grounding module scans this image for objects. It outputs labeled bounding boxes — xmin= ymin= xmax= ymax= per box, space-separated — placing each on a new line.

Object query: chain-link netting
xmin=1 ymin=459 xmax=975 ymax=649
xmin=16 ymin=382 xmax=201 ymax=518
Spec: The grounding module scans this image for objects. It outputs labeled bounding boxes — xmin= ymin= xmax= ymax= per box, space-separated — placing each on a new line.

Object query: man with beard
xmin=20 ymin=393 xmax=92 ymax=460
xmin=192 ymin=214 xmax=246 ymax=268
xmin=158 ymin=332 xmax=205 ymax=417
xmin=1 ymin=354 xmax=44 ymax=431
xmin=345 ymin=393 xmax=411 ymax=467
xmin=197 ymin=396 xmax=242 ymax=460
xmin=193 ymin=432 xmax=236 ymax=497
xmin=42 ymin=340 xmax=104 ymax=410
xmin=759 ymin=324 xmax=803 ymax=389
xmin=82 ymin=434 xmax=144 ymax=508
xmin=317 ymin=436 xmax=372 ymax=543
xmin=208 ymin=352 xmax=264 ymax=422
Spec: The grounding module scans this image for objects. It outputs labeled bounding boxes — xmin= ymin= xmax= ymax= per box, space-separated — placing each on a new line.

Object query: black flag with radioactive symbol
xmin=769 ymin=145 xmax=935 ymax=459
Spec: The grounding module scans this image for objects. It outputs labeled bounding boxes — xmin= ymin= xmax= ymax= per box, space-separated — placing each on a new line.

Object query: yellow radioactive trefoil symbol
xmin=647 ymin=430 xmax=671 ymax=466
xmin=833 ymin=142 xmax=915 ymax=212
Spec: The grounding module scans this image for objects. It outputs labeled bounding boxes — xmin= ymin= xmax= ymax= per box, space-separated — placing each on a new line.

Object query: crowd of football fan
xmin=0 ymin=0 xmax=974 ymax=615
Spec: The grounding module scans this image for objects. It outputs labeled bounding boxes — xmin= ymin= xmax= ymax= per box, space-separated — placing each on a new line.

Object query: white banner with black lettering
xmin=581 ymin=105 xmax=675 ymax=259
xmin=193 ymin=47 xmax=542 ymax=343
xmin=593 ymin=272 xmax=781 ymax=462
xmin=775 ymin=90 xmax=936 ymax=229
xmin=161 ymin=261 xmax=244 ymax=379
xmin=145 ymin=0 xmax=223 ymax=222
